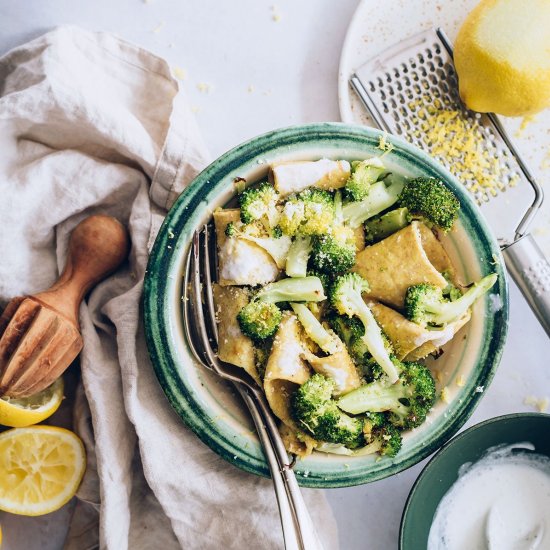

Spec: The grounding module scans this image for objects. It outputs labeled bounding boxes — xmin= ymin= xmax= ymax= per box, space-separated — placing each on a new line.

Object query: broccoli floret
xmin=279 ymin=188 xmax=335 ymax=236
xmin=239 ymin=182 xmax=280 ymax=226
xmin=292 ymin=374 xmax=364 ymax=448
xmin=345 ymin=157 xmax=387 ymax=201
xmin=330 ymin=273 xmax=400 ymax=384
xmin=441 ymin=270 xmax=463 ymax=302
xmin=238 ymin=276 xmax=326 ymax=340
xmin=404 ymin=273 xmax=498 ymax=327
xmin=337 ymin=361 xmax=436 ymax=430
xmin=348 ymin=336 xmax=386 ymax=382
xmin=238 ymin=301 xmax=282 ymax=340
xmin=364 ymin=207 xmax=410 ymax=244
xmin=290 ymin=302 xmax=340 ymax=355
xmin=327 ymin=314 xmax=364 ymax=347
xmin=310 ymin=228 xmax=356 ymax=275
xmin=285 ymin=235 xmax=313 ymax=278
xmin=398 ymin=177 xmax=460 ymax=232
xmin=271 ymin=225 xmax=283 ymax=238
xmin=361 ymin=413 xmax=402 ymax=457
xmin=342 ymin=177 xmax=405 ymax=228
xmin=224 ymin=221 xmax=237 ymax=238
xmin=309 ymin=190 xmax=357 ymax=275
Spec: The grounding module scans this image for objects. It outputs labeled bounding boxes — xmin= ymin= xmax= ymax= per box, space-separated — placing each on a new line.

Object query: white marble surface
xmin=0 ymin=1 xmax=549 ymax=549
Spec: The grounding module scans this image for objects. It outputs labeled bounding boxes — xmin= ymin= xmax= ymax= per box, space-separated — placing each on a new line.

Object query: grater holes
xmin=356 ymin=45 xmax=530 ymax=204
xmin=368 ymin=81 xmax=376 ymax=93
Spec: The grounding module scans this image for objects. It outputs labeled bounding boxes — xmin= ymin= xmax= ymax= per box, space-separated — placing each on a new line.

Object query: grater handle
xmin=502 ymin=234 xmax=550 ymax=338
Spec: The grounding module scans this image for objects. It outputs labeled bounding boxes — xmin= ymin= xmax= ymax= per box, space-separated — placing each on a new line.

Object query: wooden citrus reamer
xmin=0 ymin=215 xmax=130 ymax=398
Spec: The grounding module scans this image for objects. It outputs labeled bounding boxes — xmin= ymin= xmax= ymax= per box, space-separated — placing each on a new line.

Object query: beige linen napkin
xmin=0 ymin=26 xmax=339 ymax=550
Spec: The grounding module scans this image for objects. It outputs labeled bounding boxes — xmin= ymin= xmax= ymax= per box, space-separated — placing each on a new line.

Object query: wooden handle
xmin=34 ymin=215 xmax=130 ymax=324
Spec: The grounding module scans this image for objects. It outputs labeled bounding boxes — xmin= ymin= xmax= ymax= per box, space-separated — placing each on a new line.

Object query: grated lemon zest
xmin=406 ymin=98 xmax=521 ymax=199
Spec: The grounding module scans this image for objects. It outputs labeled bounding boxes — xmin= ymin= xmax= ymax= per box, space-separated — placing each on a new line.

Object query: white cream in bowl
xmin=428 ymin=443 xmax=550 ymax=550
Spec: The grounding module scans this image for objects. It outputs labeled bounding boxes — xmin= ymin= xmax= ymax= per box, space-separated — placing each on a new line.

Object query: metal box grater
xmin=350 ymin=28 xmax=550 ymax=336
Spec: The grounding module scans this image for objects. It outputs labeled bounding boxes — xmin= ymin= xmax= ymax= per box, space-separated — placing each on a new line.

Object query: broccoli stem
xmin=428 ymin=273 xmax=498 ymax=324
xmin=342 ymin=179 xmax=405 ymax=228
xmin=364 ymin=207 xmax=410 ymax=244
xmin=255 ymin=276 xmax=326 ymax=303
xmin=337 ymin=382 xmax=409 ymax=415
xmin=290 ymin=302 xmax=339 ymax=354
xmin=285 ymin=236 xmax=312 ymax=277
xmin=344 ymin=289 xmax=400 ymax=384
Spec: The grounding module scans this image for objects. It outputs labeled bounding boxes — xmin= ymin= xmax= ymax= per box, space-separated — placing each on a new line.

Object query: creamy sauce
xmin=219 ymin=238 xmax=278 ymax=284
xmin=428 ymin=444 xmax=550 ymax=550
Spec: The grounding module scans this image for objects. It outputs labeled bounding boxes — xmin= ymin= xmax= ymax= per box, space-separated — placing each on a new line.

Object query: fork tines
xmin=183 ymin=225 xmax=257 ymax=389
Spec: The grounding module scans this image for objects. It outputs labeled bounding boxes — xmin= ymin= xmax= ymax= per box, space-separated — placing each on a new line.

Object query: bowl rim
xmin=143 ymin=122 xmax=509 ymax=488
xmin=399 ymin=411 xmax=550 ymax=549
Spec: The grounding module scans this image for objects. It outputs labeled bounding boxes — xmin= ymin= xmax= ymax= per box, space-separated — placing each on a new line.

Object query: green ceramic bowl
xmin=400 ymin=413 xmax=550 ymax=549
xmin=143 ymin=123 xmax=508 ymax=488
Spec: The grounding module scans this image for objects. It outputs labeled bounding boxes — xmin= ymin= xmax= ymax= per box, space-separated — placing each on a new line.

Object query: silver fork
xmin=183 ymin=224 xmax=323 ymax=550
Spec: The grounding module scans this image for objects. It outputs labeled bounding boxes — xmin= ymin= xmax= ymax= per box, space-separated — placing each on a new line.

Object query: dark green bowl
xmin=400 ymin=413 xmax=550 ymax=549
xmin=143 ymin=123 xmax=508 ymax=488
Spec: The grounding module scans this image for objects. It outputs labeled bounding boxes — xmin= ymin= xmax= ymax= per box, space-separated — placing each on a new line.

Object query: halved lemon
xmin=0 ymin=426 xmax=86 ymax=516
xmin=0 ymin=378 xmax=64 ymax=428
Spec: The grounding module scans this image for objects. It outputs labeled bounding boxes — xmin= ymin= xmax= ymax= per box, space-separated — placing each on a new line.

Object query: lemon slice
xmin=0 ymin=378 xmax=64 ymax=428
xmin=0 ymin=426 xmax=86 ymax=516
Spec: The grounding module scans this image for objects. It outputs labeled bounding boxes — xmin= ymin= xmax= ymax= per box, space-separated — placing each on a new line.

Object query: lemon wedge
xmin=0 ymin=378 xmax=64 ymax=428
xmin=0 ymin=426 xmax=85 ymax=516
xmin=455 ymin=0 xmax=550 ymax=117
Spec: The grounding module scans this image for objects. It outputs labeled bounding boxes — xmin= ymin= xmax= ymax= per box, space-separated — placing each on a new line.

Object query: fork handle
xmin=242 ymin=386 xmax=324 ymax=550
xmin=237 ymin=386 xmax=303 ymax=550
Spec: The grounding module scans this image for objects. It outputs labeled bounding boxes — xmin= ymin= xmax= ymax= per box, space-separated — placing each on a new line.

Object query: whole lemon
xmin=454 ymin=0 xmax=550 ymax=117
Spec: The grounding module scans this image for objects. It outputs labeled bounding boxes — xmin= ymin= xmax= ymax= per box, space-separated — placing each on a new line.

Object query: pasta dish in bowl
xmin=144 ymin=123 xmax=508 ymax=487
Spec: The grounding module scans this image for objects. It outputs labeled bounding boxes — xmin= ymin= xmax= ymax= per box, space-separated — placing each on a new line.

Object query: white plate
xmin=338 ymin=0 xmax=550 ymax=255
